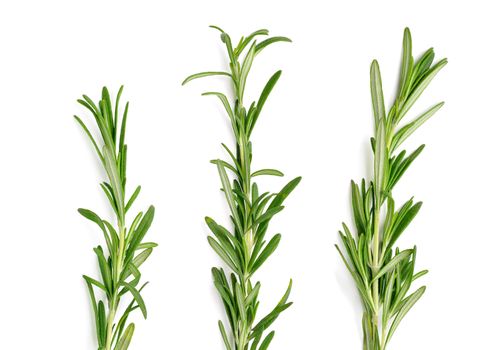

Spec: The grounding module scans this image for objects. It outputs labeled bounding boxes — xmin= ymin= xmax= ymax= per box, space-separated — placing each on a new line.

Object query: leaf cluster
xmin=75 ymin=87 xmax=156 ymax=350
xmin=184 ymin=27 xmax=300 ymax=350
xmin=336 ymin=28 xmax=446 ymax=350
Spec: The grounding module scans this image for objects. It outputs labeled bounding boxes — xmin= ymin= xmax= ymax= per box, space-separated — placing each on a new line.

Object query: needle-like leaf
xmin=370 ymin=60 xmax=386 ymax=127
xmin=182 ymin=71 xmax=232 ymax=85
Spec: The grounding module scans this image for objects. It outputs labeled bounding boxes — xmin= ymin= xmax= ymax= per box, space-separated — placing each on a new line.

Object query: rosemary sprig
xmin=74 ymin=86 xmax=156 ymax=350
xmin=336 ymin=28 xmax=447 ymax=350
xmin=184 ymin=27 xmax=301 ymax=350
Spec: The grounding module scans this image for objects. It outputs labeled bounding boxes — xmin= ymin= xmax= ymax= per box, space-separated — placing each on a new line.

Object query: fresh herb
xmin=184 ymin=27 xmax=301 ymax=350
xmin=74 ymin=86 xmax=157 ymax=350
xmin=336 ymin=28 xmax=447 ymax=350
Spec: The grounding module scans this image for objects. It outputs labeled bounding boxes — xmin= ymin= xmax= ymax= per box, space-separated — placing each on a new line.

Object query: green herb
xmin=74 ymin=86 xmax=156 ymax=350
xmin=184 ymin=27 xmax=301 ymax=350
xmin=335 ymin=28 xmax=447 ymax=350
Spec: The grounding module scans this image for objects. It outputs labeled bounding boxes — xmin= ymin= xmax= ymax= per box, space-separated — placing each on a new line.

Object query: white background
xmin=0 ymin=0 xmax=496 ymax=349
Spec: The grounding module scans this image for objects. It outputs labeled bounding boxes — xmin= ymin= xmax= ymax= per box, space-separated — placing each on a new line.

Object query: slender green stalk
xmin=184 ymin=27 xmax=301 ymax=350
xmin=336 ymin=28 xmax=447 ymax=350
xmin=74 ymin=86 xmax=156 ymax=350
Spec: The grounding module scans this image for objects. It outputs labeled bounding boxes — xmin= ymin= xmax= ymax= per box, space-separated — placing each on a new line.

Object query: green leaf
xmin=208 ymin=236 xmax=239 ymax=273
xmin=213 ymin=280 xmax=236 ymax=328
xmin=218 ymin=320 xmax=232 ymax=350
xmin=83 ymin=275 xmax=100 ymax=340
xmin=114 ymin=285 xmax=147 ymax=344
xmin=392 ymin=102 xmax=444 ymax=150
xmin=253 ymin=206 xmax=284 ymax=227
xmin=126 ymin=206 xmax=155 ymax=264
xmin=83 ymin=275 xmax=106 ymax=292
xmin=101 ymin=87 xmax=114 ymax=138
xmin=245 ymin=282 xmax=261 ymax=305
xmin=219 ymin=32 xmax=236 ymax=66
xmin=251 ymin=302 xmax=292 ymax=336
xmin=374 ymin=119 xmax=386 ymax=203
xmin=125 ymin=185 xmax=141 ymax=213
xmin=209 ymin=25 xmax=225 ymax=33
xmin=248 ymin=71 xmax=282 ymax=136
xmin=221 ymin=143 xmax=241 ymax=172
xmin=251 ymin=234 xmax=281 ymax=274
xmin=74 ymin=115 xmax=104 ymax=163
xmin=279 ymin=279 xmax=293 ymax=304
xmin=250 ymin=332 xmax=263 ymax=350
xmin=78 ymin=208 xmax=113 ymax=252
xmin=78 ymin=96 xmax=99 ymax=119
xmin=370 ymin=60 xmax=385 ymax=126
xmin=78 ymin=208 xmax=105 ymax=231
xmin=235 ymin=29 xmax=269 ymax=56
xmin=251 ymin=169 xmax=284 ymax=177
xmin=385 ymin=286 xmax=426 ymax=345
xmin=399 ymin=28 xmax=413 ymax=99
xmin=387 ymin=201 xmax=422 ymax=250
xmin=270 ymin=177 xmax=302 ymax=209
xmin=115 ymin=323 xmax=135 ymax=350
xmin=335 ymin=245 xmax=375 ymax=312
xmin=97 ymin=301 xmax=106 ymax=346
xmin=102 ymin=145 xmax=124 ymax=219
xmin=398 ymin=59 xmax=447 ymax=120
xmin=93 ymin=246 xmax=112 ymax=294
xmin=202 ymin=92 xmax=236 ymax=127
xmin=387 ymin=145 xmax=425 ymax=191
xmin=351 ymin=180 xmax=366 ymax=234
xmin=413 ymin=269 xmax=428 ymax=281
xmin=121 ymin=281 xmax=148 ymax=319
xmin=118 ymin=101 xmax=129 ymax=153
xmin=235 ymin=282 xmax=247 ymax=323
xmin=205 ymin=217 xmax=241 ymax=253
xmin=239 ymin=43 xmax=256 ymax=97
xmin=216 ymin=161 xmax=243 ymax=234
xmin=182 ymin=71 xmax=232 ymax=85
xmin=255 ymin=36 xmax=292 ymax=54
xmin=122 ymin=248 xmax=153 ymax=281
xmin=137 ymin=242 xmax=158 ymax=249
xmin=234 ymin=29 xmax=269 ymax=56
xmin=411 ymin=49 xmax=436 ymax=87
xmin=372 ymin=249 xmax=412 ymax=283
xmin=114 ymin=86 xmax=124 ymax=136
xmin=259 ymin=331 xmax=275 ymax=350
xmin=211 ymin=159 xmax=237 ymax=174
xmin=382 ymin=271 xmax=396 ymax=328
xmin=100 ymin=183 xmax=118 ymax=215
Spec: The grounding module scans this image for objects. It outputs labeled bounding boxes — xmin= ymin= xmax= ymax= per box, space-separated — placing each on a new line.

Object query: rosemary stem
xmin=105 ymin=224 xmax=125 ymax=349
xmin=381 ymin=326 xmax=387 ymax=350
xmin=369 ymin=204 xmax=381 ymax=348
xmin=116 ymin=224 xmax=126 ymax=281
xmin=105 ymin=301 xmax=116 ymax=350
xmin=372 ymin=206 xmax=381 ymax=315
